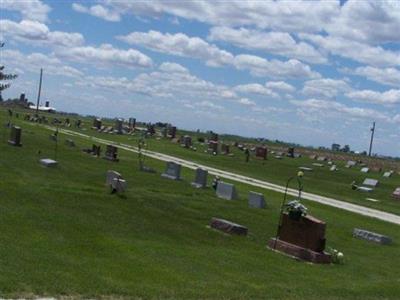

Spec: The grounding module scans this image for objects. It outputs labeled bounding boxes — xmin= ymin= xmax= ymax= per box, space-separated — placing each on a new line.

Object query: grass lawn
xmin=1 ymin=107 xmax=400 ymax=299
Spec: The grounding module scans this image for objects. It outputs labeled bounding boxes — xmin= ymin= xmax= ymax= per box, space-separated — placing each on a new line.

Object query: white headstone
xmin=248 ymin=191 xmax=266 ymax=208
xmin=329 ymin=165 xmax=337 ymax=171
xmin=362 ymin=178 xmax=379 ymax=187
xmin=346 ymin=160 xmax=357 ymax=168
xmin=161 ymin=161 xmax=181 ymax=180
xmin=216 ymin=182 xmax=238 ymax=200
xmin=312 ymin=163 xmax=324 ymax=167
xmin=360 ymin=167 xmax=369 ymax=173
xmin=383 ymin=171 xmax=392 ymax=178
xmin=191 ymin=168 xmax=208 ymax=188
xmin=40 ymin=158 xmax=58 ymax=167
xmin=358 ymin=186 xmax=373 ymax=192
xmin=299 ymin=166 xmax=313 ymax=172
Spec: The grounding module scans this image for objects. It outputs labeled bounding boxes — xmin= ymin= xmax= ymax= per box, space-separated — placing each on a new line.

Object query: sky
xmin=0 ymin=0 xmax=399 ymax=157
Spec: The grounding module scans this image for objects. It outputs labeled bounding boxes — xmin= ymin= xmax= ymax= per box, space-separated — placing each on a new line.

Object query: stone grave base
xmin=8 ymin=140 xmax=22 ymax=147
xmin=103 ymin=156 xmax=119 ymax=162
xmin=140 ymin=165 xmax=156 ymax=173
xmin=191 ymin=182 xmax=205 ymax=188
xmin=210 ymin=218 xmax=248 ymax=236
xmin=161 ymin=173 xmax=180 ymax=180
xmin=40 ymin=158 xmax=58 ymax=167
xmin=267 ymin=238 xmax=331 ymax=264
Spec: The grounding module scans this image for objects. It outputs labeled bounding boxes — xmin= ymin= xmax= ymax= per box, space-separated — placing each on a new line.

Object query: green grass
xmin=1 ymin=107 xmax=400 ymax=299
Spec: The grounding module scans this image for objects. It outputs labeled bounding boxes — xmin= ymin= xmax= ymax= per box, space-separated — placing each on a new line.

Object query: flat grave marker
xmin=299 ymin=167 xmax=313 ymax=172
xmin=360 ymin=167 xmax=369 ymax=173
xmin=392 ymin=187 xmax=400 ymax=200
xmin=362 ymin=178 xmax=379 ymax=187
xmin=40 ymin=158 xmax=58 ymax=167
xmin=353 ymin=228 xmax=392 ymax=245
xmin=210 ymin=218 xmax=248 ymax=235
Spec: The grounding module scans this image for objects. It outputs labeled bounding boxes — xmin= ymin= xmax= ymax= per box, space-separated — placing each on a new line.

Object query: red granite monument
xmin=255 ymin=146 xmax=267 ymax=160
xmin=268 ymin=212 xmax=332 ymax=263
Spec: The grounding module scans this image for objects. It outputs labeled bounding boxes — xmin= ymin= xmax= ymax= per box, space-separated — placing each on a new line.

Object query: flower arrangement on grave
xmin=327 ymin=247 xmax=345 ymax=264
xmin=284 ymin=200 xmax=308 ymax=220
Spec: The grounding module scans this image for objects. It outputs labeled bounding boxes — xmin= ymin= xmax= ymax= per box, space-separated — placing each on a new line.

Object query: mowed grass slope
xmin=18 ymin=108 xmax=399 ymax=216
xmin=0 ymin=111 xmax=400 ymax=299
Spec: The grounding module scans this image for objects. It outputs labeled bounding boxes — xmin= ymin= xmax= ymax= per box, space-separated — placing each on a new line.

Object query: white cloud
xmin=72 ymin=3 xmax=121 ymax=22
xmin=300 ymin=34 xmax=400 ymax=67
xmin=265 ymin=81 xmax=296 ymax=93
xmin=158 ymin=62 xmax=189 ymax=73
xmin=341 ymin=66 xmax=400 ymax=87
xmin=326 ymin=0 xmax=400 ymax=44
xmin=234 ymin=83 xmax=278 ymax=97
xmin=346 ymin=89 xmax=400 ymax=105
xmin=0 ymin=49 xmax=84 ymax=78
xmin=208 ymin=27 xmax=327 ymax=64
xmin=291 ymin=98 xmax=392 ymax=122
xmin=55 ymin=44 xmax=153 ymax=68
xmin=73 ymin=1 xmax=340 ymax=33
xmin=0 ymin=19 xmax=84 ymax=47
xmin=302 ymin=78 xmax=351 ymax=99
xmin=237 ymin=97 xmax=256 ymax=106
xmin=116 ymin=30 xmax=234 ymax=67
xmin=1 ymin=0 xmax=51 ymax=22
xmin=233 ymin=55 xmax=320 ymax=79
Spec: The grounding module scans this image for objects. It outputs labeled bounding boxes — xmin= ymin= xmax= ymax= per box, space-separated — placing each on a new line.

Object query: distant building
xmin=29 ymin=104 xmax=56 ymax=113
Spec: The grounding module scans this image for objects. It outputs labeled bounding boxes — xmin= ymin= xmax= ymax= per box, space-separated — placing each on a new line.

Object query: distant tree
xmin=0 ymin=43 xmax=17 ymax=101
xmin=341 ymin=145 xmax=350 ymax=153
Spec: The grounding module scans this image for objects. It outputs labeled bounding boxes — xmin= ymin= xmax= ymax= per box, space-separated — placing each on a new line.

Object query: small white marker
xmin=366 ymin=198 xmax=380 ymax=202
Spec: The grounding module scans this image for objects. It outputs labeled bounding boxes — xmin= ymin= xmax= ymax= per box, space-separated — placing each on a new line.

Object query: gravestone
xmin=329 ymin=165 xmax=337 ymax=171
xmin=207 ymin=140 xmax=218 ymax=154
xmin=392 ymin=187 xmax=400 ymax=200
xmin=248 ymin=191 xmax=266 ymax=208
xmin=255 ymin=146 xmax=267 ymax=160
xmin=360 ymin=167 xmax=369 ymax=173
xmin=161 ymin=162 xmax=181 ymax=180
xmin=312 ymin=163 xmax=324 ymax=167
xmin=287 ymin=147 xmax=295 ymax=158
xmin=114 ymin=118 xmax=123 ymax=134
xmin=353 ymin=228 xmax=392 ymax=245
xmin=191 ymin=168 xmax=208 ymax=188
xmin=111 ymin=178 xmax=127 ymax=193
xmin=268 ymin=213 xmax=331 ymax=264
xmin=210 ymin=218 xmax=248 ymax=235
xmin=216 ymin=181 xmax=238 ymax=200
xmin=104 ymin=145 xmax=119 ymax=161
xmin=299 ymin=167 xmax=313 ymax=172
xmin=8 ymin=126 xmax=22 ymax=146
xmin=65 ymin=139 xmax=75 ymax=147
xmin=362 ymin=178 xmax=379 ymax=187
xmin=129 ymin=118 xmax=136 ymax=129
xmin=93 ymin=118 xmax=102 ymax=130
xmin=106 ymin=170 xmax=122 ymax=186
xmin=221 ymin=144 xmax=230 ymax=155
xmin=309 ymin=154 xmax=317 ymax=160
xmin=317 ymin=156 xmax=327 ymax=161
xmin=181 ymin=135 xmax=192 ymax=148
xmin=168 ymin=126 xmax=177 ymax=138
xmin=383 ymin=171 xmax=393 ymax=178
xmin=346 ymin=160 xmax=357 ymax=168
xmin=357 ymin=186 xmax=373 ymax=192
xmin=40 ymin=158 xmax=58 ymax=167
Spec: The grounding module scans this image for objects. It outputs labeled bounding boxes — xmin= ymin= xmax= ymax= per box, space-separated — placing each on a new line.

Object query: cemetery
xmin=1 ymin=106 xmax=400 ymax=299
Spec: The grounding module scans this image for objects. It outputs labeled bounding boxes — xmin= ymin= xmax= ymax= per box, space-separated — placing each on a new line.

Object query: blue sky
xmin=1 ymin=0 xmax=399 ymax=156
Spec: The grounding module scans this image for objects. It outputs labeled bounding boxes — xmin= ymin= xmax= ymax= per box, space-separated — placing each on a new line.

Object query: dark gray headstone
xmin=216 ymin=181 xmax=238 ymax=200
xmin=210 ymin=218 xmax=248 ymax=235
xmin=106 ymin=170 xmax=122 ymax=186
xmin=248 ymin=191 xmax=266 ymax=208
xmin=191 ymin=168 xmax=208 ymax=188
xmin=111 ymin=178 xmax=127 ymax=193
xmin=8 ymin=126 xmax=22 ymax=146
xmin=161 ymin=161 xmax=181 ymax=180
xmin=353 ymin=228 xmax=392 ymax=245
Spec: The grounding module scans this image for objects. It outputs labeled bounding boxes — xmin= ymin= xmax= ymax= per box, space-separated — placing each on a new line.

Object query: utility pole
xmin=35 ymin=68 xmax=43 ymax=115
xmin=368 ymin=121 xmax=375 ymax=157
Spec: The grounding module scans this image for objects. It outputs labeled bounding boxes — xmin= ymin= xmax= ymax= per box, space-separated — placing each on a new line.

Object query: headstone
xmin=221 ymin=144 xmax=230 ymax=155
xmin=114 ymin=118 xmax=123 ymax=134
xmin=360 ymin=167 xmax=369 ymax=173
xmin=106 ymin=170 xmax=122 ymax=186
xmin=255 ymin=146 xmax=267 ymax=160
xmin=216 ymin=181 xmax=238 ymax=200
xmin=358 ymin=186 xmax=373 ymax=192
xmin=129 ymin=118 xmax=136 ymax=129
xmin=309 ymin=154 xmax=317 ymax=160
xmin=267 ymin=213 xmax=331 ymax=264
xmin=346 ymin=160 xmax=357 ymax=168
xmin=392 ymin=187 xmax=400 ymax=200
xmin=111 ymin=178 xmax=127 ymax=193
xmin=161 ymin=161 xmax=181 ymax=180
xmin=248 ymin=191 xmax=266 ymax=208
xmin=329 ymin=165 xmax=337 ymax=171
xmin=312 ymin=163 xmax=324 ymax=167
xmin=168 ymin=126 xmax=177 ymax=138
xmin=317 ymin=156 xmax=327 ymax=161
xmin=181 ymin=135 xmax=192 ymax=148
xmin=40 ymin=158 xmax=58 ymax=167
xmin=299 ymin=167 xmax=313 ymax=172
xmin=191 ymin=168 xmax=208 ymax=188
xmin=210 ymin=218 xmax=248 ymax=235
xmin=353 ymin=228 xmax=392 ymax=245
xmin=362 ymin=178 xmax=379 ymax=187
xmin=8 ymin=126 xmax=22 ymax=146
xmin=104 ymin=145 xmax=119 ymax=161
xmin=207 ymin=140 xmax=218 ymax=154
xmin=383 ymin=171 xmax=392 ymax=178
xmin=93 ymin=118 xmax=102 ymax=130
xmin=65 ymin=139 xmax=75 ymax=147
